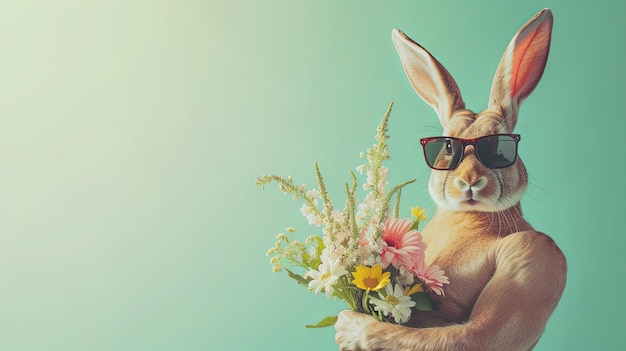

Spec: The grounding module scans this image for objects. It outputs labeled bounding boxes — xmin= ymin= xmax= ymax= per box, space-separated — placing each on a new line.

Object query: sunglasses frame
xmin=419 ymin=134 xmax=521 ymax=170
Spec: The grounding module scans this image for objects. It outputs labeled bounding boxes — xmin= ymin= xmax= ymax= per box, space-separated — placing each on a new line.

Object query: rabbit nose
xmin=454 ymin=176 xmax=487 ymax=192
xmin=454 ymin=147 xmax=488 ymax=192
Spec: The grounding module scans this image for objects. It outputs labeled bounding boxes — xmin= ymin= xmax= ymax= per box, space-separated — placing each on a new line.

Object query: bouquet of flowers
xmin=256 ymin=103 xmax=449 ymax=328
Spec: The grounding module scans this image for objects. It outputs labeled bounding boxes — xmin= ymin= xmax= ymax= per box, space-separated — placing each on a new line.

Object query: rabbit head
xmin=392 ymin=9 xmax=553 ymax=212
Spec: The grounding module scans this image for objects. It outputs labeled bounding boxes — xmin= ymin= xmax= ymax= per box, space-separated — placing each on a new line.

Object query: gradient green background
xmin=0 ymin=0 xmax=622 ymax=350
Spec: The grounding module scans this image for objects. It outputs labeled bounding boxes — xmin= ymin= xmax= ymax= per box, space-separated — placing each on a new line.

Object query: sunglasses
xmin=420 ymin=134 xmax=521 ymax=170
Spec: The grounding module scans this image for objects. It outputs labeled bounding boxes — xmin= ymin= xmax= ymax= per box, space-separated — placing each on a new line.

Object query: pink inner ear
xmin=511 ymin=20 xmax=551 ymax=99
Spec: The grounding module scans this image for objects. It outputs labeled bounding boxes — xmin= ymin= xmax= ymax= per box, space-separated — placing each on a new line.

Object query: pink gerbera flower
xmin=380 ymin=218 xmax=426 ymax=270
xmin=412 ymin=261 xmax=450 ymax=296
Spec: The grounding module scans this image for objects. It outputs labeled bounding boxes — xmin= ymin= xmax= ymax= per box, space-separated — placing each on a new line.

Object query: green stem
xmin=393 ymin=188 xmax=402 ymax=219
xmin=409 ymin=218 xmax=421 ymax=231
xmin=361 ymin=290 xmax=371 ymax=314
xmin=255 ymin=174 xmax=323 ymax=217
xmin=374 ymin=178 xmax=416 ymax=239
xmin=345 ymin=183 xmax=359 ymax=239
xmin=314 ymin=162 xmax=334 ymax=227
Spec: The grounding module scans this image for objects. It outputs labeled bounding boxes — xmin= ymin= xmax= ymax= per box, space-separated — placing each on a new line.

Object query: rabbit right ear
xmin=392 ymin=29 xmax=466 ymax=128
xmin=488 ymin=9 xmax=553 ymax=132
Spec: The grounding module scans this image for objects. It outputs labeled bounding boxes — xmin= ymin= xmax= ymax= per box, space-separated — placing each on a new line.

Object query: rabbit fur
xmin=334 ymin=8 xmax=566 ymax=351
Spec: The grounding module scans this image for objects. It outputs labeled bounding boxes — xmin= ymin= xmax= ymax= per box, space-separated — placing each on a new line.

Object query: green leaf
xmin=413 ymin=292 xmax=434 ymax=311
xmin=409 ymin=218 xmax=420 ymax=231
xmin=313 ymin=236 xmax=325 ymax=267
xmin=305 ymin=315 xmax=338 ymax=328
xmin=286 ymin=268 xmax=311 ymax=287
xmin=314 ymin=235 xmax=325 ymax=253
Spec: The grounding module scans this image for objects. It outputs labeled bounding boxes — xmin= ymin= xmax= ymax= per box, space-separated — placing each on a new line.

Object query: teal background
xmin=0 ymin=0 xmax=622 ymax=350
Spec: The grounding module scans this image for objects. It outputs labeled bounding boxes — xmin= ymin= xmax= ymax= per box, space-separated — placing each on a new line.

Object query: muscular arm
xmin=335 ymin=231 xmax=567 ymax=351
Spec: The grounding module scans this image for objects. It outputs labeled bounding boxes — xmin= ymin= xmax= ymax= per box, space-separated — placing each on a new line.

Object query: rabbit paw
xmin=334 ymin=310 xmax=380 ymax=351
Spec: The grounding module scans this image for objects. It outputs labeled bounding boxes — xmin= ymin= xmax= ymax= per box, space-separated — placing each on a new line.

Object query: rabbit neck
xmin=422 ymin=204 xmax=533 ymax=245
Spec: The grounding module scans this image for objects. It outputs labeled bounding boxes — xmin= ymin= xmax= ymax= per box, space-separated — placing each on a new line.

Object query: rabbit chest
xmin=410 ymin=210 xmax=533 ymax=327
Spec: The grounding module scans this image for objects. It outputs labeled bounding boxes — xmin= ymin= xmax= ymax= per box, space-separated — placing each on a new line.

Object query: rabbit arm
xmin=334 ymin=231 xmax=567 ymax=351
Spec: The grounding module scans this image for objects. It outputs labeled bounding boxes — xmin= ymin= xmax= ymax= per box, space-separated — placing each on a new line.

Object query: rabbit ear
xmin=392 ymin=29 xmax=465 ymax=127
xmin=489 ymin=8 xmax=553 ymax=132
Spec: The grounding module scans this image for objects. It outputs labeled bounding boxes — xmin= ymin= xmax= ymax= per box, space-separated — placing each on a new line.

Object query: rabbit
xmin=334 ymin=8 xmax=566 ymax=351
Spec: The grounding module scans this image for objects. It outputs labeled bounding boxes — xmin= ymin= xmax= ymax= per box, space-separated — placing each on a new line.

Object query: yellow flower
xmin=410 ymin=206 xmax=427 ymax=222
xmin=351 ymin=265 xmax=391 ymax=292
xmin=404 ymin=283 xmax=424 ymax=296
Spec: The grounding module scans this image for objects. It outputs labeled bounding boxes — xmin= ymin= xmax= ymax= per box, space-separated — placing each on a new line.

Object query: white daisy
xmin=305 ymin=258 xmax=348 ymax=298
xmin=369 ymin=283 xmax=416 ymax=324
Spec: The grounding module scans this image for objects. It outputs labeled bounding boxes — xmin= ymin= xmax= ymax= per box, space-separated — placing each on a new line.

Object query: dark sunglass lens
xmin=423 ymin=138 xmax=463 ymax=169
xmin=476 ymin=135 xmax=518 ymax=168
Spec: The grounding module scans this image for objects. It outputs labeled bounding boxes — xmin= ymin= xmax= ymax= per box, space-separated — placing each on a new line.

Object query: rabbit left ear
xmin=489 ymin=8 xmax=554 ymax=132
xmin=392 ymin=29 xmax=466 ymax=128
